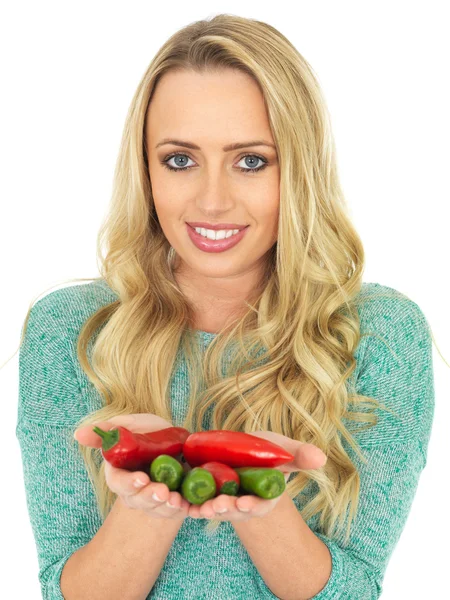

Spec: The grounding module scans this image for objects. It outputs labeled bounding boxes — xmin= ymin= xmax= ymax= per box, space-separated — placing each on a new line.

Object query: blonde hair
xmin=10 ymin=14 xmax=444 ymax=542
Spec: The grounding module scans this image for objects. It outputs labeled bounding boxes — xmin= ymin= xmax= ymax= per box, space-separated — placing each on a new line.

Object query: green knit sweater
xmin=16 ymin=280 xmax=435 ymax=599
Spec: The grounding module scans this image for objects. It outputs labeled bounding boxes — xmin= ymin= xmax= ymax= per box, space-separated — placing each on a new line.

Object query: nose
xmin=195 ymin=168 xmax=236 ymax=216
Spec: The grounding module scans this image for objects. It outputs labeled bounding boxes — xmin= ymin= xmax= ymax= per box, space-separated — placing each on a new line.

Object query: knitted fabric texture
xmin=16 ymin=280 xmax=435 ymax=599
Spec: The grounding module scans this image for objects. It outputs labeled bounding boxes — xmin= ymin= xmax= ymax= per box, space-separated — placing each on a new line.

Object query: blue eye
xmin=162 ymin=153 xmax=195 ymax=172
xmin=161 ymin=153 xmax=268 ymax=174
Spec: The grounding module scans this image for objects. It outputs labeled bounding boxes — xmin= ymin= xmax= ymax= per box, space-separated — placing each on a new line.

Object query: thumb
xmin=73 ymin=420 xmax=122 ymax=448
xmin=73 ymin=413 xmax=173 ymax=447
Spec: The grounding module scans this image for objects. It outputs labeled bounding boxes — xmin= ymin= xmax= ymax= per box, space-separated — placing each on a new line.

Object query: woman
xmin=16 ymin=14 xmax=435 ymax=600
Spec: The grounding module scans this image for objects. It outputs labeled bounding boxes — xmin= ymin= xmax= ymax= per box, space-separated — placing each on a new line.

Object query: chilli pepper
xmin=181 ymin=467 xmax=216 ymax=505
xmin=235 ymin=467 xmax=286 ymax=499
xmin=150 ymin=454 xmax=184 ymax=491
xmin=199 ymin=461 xmax=240 ymax=496
xmin=183 ymin=430 xmax=294 ymax=468
xmin=92 ymin=425 xmax=190 ymax=471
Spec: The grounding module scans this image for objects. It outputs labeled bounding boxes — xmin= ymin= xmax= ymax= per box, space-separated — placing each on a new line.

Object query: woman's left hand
xmin=187 ymin=431 xmax=327 ymax=521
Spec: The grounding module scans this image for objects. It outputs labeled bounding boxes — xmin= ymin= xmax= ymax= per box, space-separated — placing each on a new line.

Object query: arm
xmin=232 ymin=436 xmax=427 ymax=600
xmin=232 ymin=492 xmax=332 ymax=600
xmin=232 ymin=298 xmax=435 ymax=600
xmin=61 ymin=496 xmax=182 ymax=600
xmin=15 ymin=291 xmax=181 ymax=599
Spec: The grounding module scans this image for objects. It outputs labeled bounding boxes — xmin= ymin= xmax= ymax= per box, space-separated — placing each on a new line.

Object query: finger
xmin=237 ymin=494 xmax=280 ymax=519
xmin=107 ymin=413 xmax=174 ymax=434
xmin=235 ymin=495 xmax=258 ymax=513
xmin=131 ymin=485 xmax=186 ymax=516
xmin=166 ymin=492 xmax=189 ymax=511
xmin=296 ymin=443 xmax=328 ymax=469
xmin=73 ymin=414 xmax=174 ymax=447
xmin=188 ymin=503 xmax=203 ymax=519
xmin=165 ymin=491 xmax=181 ymax=509
xmin=272 ymin=446 xmax=326 ymax=474
xmin=200 ymin=500 xmax=217 ymax=519
xmin=104 ymin=460 xmax=154 ymax=499
xmin=249 ymin=431 xmax=327 ymax=471
xmin=73 ymin=421 xmax=121 ymax=448
xmin=212 ymin=495 xmax=231 ymax=513
xmin=179 ymin=497 xmax=191 ymax=512
xmin=204 ymin=495 xmax=236 ymax=519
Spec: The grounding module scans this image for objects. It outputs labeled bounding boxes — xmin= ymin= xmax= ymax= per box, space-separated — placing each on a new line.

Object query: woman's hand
xmin=74 ymin=413 xmax=192 ymax=521
xmin=188 ymin=430 xmax=327 ymax=522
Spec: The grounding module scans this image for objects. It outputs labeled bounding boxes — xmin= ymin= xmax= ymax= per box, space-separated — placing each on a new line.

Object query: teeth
xmin=194 ymin=227 xmax=240 ymax=240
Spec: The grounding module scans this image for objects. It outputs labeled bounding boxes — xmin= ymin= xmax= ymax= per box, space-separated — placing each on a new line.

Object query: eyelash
xmin=161 ymin=152 xmax=268 ymax=174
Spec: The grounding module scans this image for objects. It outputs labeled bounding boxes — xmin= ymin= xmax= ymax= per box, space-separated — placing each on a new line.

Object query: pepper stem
xmin=92 ymin=426 xmax=120 ymax=451
xmin=220 ymin=481 xmax=239 ymax=495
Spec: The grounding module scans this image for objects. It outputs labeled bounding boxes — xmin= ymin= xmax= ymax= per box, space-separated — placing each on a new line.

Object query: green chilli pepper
xmin=150 ymin=454 xmax=184 ymax=491
xmin=235 ymin=467 xmax=286 ymax=499
xmin=180 ymin=467 xmax=216 ymax=505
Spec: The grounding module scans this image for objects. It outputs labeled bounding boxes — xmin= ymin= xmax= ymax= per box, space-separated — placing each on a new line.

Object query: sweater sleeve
xmin=310 ymin=436 xmax=428 ymax=599
xmin=256 ymin=298 xmax=435 ymax=600
xmin=15 ymin=293 xmax=103 ymax=600
xmin=306 ymin=299 xmax=435 ymax=599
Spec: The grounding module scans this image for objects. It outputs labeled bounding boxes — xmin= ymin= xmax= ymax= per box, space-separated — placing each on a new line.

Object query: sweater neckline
xmin=195 ymin=330 xmax=218 ymax=338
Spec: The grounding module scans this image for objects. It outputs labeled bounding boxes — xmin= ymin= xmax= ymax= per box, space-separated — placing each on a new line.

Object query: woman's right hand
xmin=74 ymin=413 xmax=192 ymax=521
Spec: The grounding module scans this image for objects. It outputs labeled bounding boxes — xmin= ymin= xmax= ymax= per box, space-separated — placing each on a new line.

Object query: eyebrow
xmin=155 ymin=138 xmax=276 ymax=152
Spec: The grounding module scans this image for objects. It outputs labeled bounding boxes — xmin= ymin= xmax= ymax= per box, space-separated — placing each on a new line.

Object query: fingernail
xmin=238 ymin=505 xmax=250 ymax=512
xmin=133 ymin=479 xmax=146 ymax=488
xmin=152 ymin=492 xmax=163 ymax=501
xmin=166 ymin=501 xmax=176 ymax=508
xmin=216 ymin=507 xmax=227 ymax=513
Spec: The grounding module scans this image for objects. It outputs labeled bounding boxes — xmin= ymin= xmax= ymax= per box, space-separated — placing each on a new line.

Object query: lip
xmin=186 ymin=223 xmax=249 ymax=253
xmin=186 ymin=222 xmax=248 ymax=231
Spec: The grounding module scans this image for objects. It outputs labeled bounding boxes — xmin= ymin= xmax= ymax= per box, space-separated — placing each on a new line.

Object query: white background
xmin=1 ymin=1 xmax=449 ymax=598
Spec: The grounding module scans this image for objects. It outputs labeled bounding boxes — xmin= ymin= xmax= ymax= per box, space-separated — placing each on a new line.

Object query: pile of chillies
xmin=92 ymin=426 xmax=294 ymax=505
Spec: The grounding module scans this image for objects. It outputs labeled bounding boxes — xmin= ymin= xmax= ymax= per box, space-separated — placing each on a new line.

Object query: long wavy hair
xmin=12 ymin=14 xmax=438 ymax=541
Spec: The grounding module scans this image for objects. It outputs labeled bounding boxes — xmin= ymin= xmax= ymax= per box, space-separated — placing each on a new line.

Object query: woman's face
xmin=145 ymin=68 xmax=280 ymax=287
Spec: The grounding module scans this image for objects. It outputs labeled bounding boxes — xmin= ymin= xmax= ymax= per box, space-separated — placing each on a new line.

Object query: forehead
xmin=146 ymin=69 xmax=273 ymax=145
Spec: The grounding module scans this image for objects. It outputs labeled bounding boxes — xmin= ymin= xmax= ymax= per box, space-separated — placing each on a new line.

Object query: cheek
xmin=268 ymin=188 xmax=280 ymax=239
xmin=151 ymin=178 xmax=172 ymax=202
xmin=270 ymin=206 xmax=280 ymax=234
xmin=260 ymin=179 xmax=279 ymax=220
xmin=244 ymin=198 xmax=279 ymax=248
xmin=148 ymin=163 xmax=179 ymax=205
xmin=151 ymin=184 xmax=184 ymax=218
xmin=253 ymin=196 xmax=279 ymax=240
xmin=248 ymin=180 xmax=279 ymax=216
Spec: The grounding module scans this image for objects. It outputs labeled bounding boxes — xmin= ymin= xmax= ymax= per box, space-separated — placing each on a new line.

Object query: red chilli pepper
xmin=93 ymin=425 xmax=190 ymax=471
xmin=199 ymin=461 xmax=240 ymax=496
xmin=183 ymin=430 xmax=294 ymax=468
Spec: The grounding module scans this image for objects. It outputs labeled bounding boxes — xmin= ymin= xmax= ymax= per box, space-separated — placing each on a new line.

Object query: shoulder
xmin=356 ymin=281 xmax=429 ymax=316
xmin=18 ymin=280 xmax=119 ymax=425
xmin=29 ymin=278 xmax=119 ymax=315
xmin=25 ymin=279 xmax=119 ymax=334
xmin=347 ymin=282 xmax=433 ymax=447
xmin=22 ymin=279 xmax=119 ymax=376
xmin=355 ymin=282 xmax=431 ymax=351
